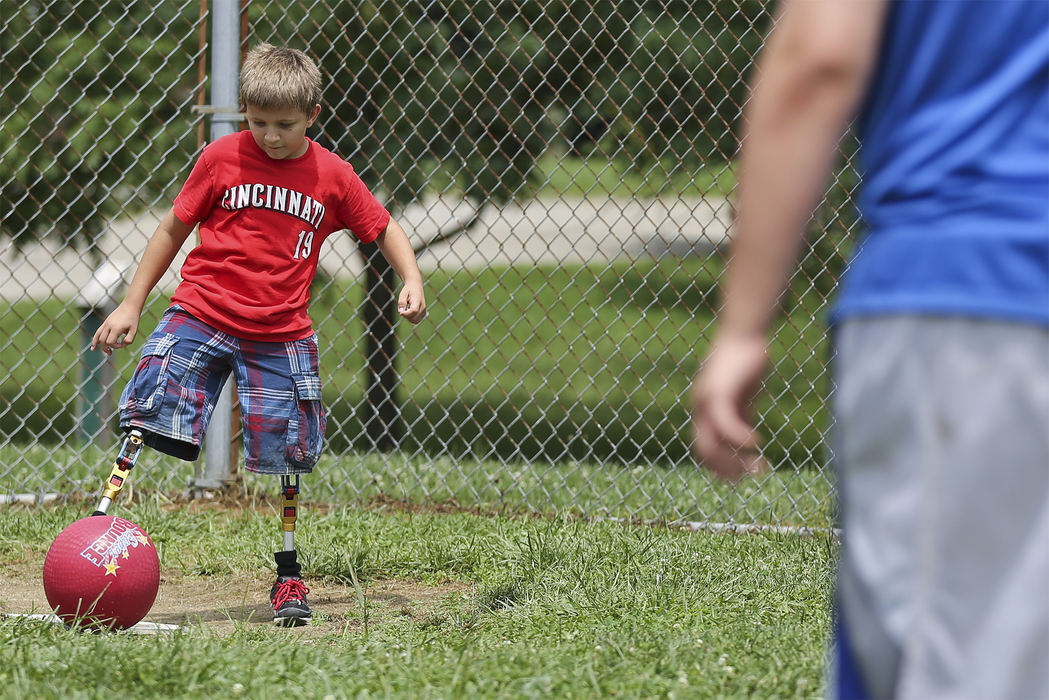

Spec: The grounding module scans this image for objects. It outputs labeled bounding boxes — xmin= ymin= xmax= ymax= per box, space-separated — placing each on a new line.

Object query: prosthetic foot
xmin=271 ymin=475 xmax=311 ymax=626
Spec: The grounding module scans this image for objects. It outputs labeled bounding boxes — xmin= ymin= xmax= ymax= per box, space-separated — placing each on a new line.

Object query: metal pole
xmin=78 ymin=306 xmax=114 ymax=445
xmin=197 ymin=0 xmax=241 ymax=491
xmin=77 ymin=262 xmax=122 ymax=446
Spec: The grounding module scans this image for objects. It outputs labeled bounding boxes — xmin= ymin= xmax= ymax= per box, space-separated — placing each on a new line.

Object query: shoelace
xmin=272 ymin=579 xmax=311 ymax=609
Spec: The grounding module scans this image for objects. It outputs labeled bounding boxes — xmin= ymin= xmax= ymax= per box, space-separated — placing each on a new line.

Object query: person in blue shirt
xmin=691 ymin=1 xmax=1048 ymax=697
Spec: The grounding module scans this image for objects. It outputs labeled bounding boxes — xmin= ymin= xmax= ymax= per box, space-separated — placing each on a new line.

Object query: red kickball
xmin=42 ymin=515 xmax=160 ymax=630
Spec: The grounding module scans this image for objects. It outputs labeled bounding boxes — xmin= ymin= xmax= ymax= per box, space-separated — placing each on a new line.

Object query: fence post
xmin=76 ymin=262 xmax=122 ymax=446
xmin=194 ymin=0 xmax=241 ymax=492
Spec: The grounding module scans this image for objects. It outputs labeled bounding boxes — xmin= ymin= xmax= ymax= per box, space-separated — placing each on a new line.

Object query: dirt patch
xmin=0 ymin=564 xmax=472 ymax=638
xmin=1 ymin=496 xmax=482 ymax=636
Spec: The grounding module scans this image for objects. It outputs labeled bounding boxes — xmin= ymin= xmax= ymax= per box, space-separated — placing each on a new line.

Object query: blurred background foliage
xmin=4 ymin=0 xmax=767 ymax=251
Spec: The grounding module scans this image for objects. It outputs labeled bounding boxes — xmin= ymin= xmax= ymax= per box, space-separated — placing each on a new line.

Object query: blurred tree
xmin=2 ymin=1 xmax=202 ymax=260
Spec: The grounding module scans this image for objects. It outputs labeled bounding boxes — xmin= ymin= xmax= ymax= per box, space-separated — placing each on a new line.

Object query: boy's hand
xmin=397 ymin=282 xmax=427 ymax=324
xmin=90 ymin=303 xmax=142 ymax=355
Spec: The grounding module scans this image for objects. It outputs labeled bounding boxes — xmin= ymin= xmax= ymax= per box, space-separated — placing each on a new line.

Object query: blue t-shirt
xmin=833 ymin=0 xmax=1049 ymax=326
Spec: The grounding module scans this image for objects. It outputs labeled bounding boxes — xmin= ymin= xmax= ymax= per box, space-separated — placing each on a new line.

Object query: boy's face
xmin=245 ymin=103 xmax=321 ymax=160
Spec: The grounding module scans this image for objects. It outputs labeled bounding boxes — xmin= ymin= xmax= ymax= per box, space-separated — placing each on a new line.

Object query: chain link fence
xmin=2 ymin=1 xmax=857 ymax=526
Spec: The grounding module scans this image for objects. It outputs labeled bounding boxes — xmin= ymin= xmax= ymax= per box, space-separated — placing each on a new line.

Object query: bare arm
xmin=91 ymin=208 xmax=194 ymax=354
xmin=692 ymin=0 xmax=889 ymax=480
xmin=374 ymin=217 xmax=427 ymax=324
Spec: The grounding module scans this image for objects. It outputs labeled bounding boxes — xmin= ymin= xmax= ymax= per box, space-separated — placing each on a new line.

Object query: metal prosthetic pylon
xmin=280 ymin=475 xmax=300 ymax=552
xmin=92 ymin=429 xmax=144 ymax=516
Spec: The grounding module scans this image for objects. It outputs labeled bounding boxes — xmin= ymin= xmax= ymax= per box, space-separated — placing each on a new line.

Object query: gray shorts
xmin=830 ymin=316 xmax=1049 ymax=700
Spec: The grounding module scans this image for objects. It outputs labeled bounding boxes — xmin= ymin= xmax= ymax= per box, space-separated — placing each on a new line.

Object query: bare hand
xmin=691 ymin=333 xmax=770 ymax=482
xmin=90 ymin=303 xmax=142 ymax=355
xmin=397 ymin=282 xmax=427 ymax=324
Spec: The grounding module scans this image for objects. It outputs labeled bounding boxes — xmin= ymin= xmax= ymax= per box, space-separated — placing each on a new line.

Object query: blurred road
xmin=2 ymin=195 xmax=732 ymax=304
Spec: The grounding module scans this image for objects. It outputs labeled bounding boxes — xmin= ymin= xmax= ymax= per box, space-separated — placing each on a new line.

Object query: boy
xmin=91 ymin=43 xmax=427 ymax=626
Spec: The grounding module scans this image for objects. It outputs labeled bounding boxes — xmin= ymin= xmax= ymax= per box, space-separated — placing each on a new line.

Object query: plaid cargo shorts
xmin=118 ymin=305 xmax=326 ymax=474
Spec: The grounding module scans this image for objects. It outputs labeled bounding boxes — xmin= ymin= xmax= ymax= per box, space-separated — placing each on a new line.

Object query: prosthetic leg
xmin=279 ymin=475 xmax=300 ymax=558
xmin=270 ymin=475 xmax=311 ymax=625
xmin=92 ymin=430 xmax=145 ymax=516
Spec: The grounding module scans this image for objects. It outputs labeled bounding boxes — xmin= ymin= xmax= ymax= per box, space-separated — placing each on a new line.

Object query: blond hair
xmin=239 ymin=43 xmax=322 ymax=115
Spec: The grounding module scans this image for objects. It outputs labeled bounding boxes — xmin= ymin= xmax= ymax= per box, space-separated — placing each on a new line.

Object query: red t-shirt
xmin=171 ymin=131 xmax=390 ymax=341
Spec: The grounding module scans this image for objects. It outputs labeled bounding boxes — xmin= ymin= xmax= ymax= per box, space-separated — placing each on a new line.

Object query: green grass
xmin=415 ymin=154 xmax=737 ymax=201
xmin=0 ymin=501 xmax=834 ymax=699
xmin=528 ymin=154 xmax=737 ymax=200
xmin=2 ymin=441 xmax=835 ymax=528
xmin=2 ymin=257 xmax=832 ymax=471
xmin=1 ymin=253 xmax=834 ymax=527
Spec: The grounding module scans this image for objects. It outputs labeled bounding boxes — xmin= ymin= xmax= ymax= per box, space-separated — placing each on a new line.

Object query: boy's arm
xmin=374 ymin=218 xmax=427 ymax=324
xmin=91 ymin=208 xmax=195 ymax=354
